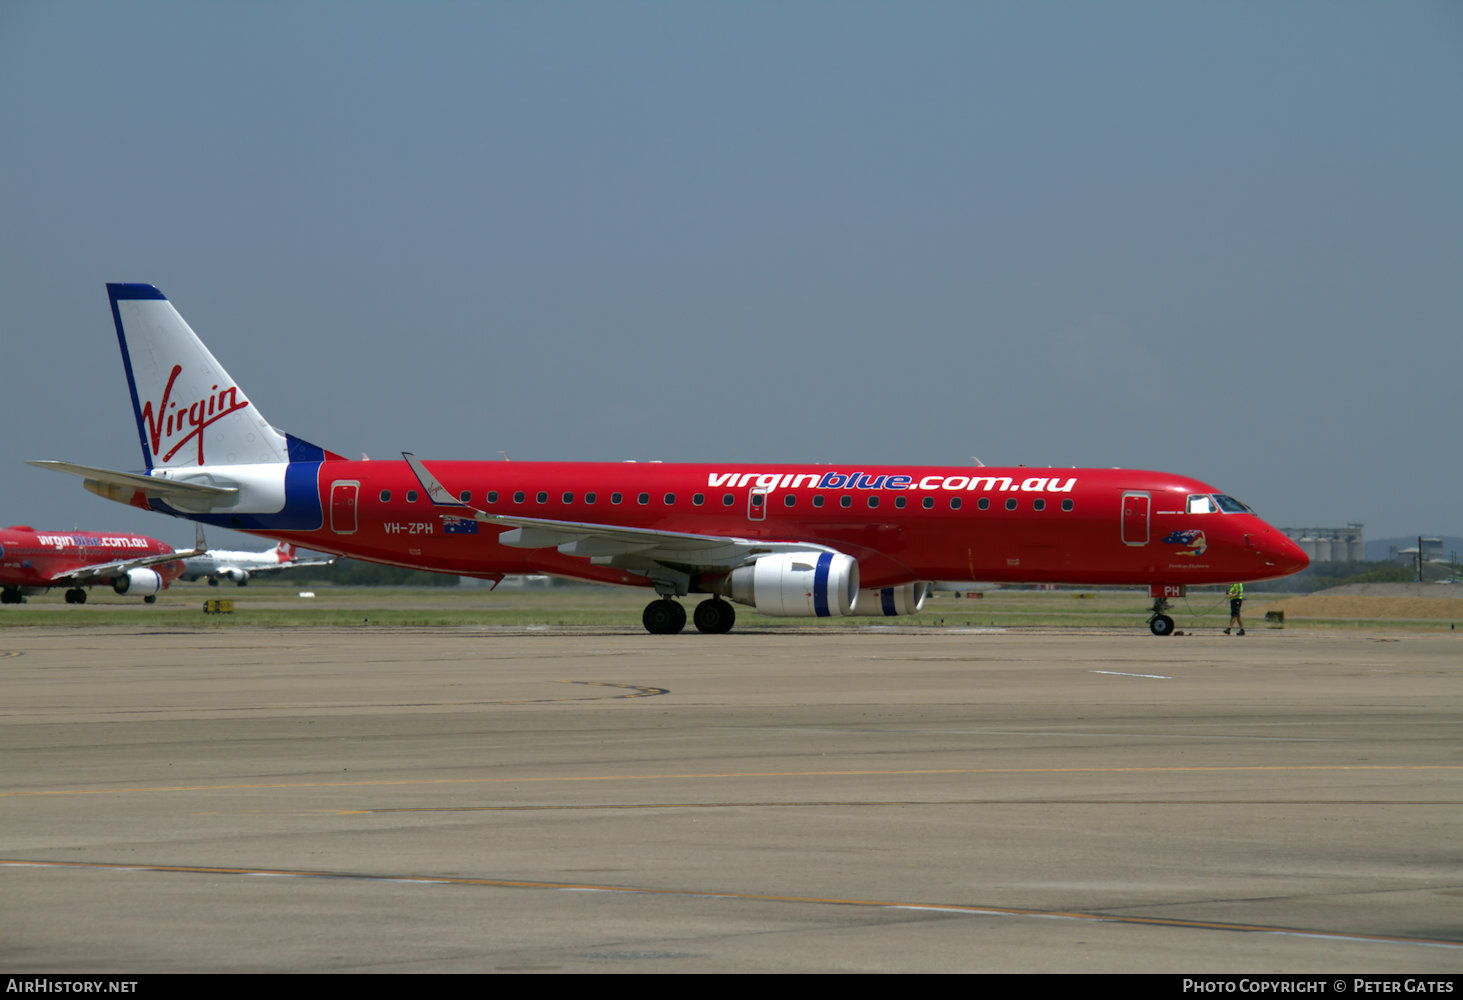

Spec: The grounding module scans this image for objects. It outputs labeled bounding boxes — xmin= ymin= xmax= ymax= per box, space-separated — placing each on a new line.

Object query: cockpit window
xmin=1186 ymin=494 xmax=1215 ymax=514
xmin=1212 ymin=494 xmax=1252 ymax=513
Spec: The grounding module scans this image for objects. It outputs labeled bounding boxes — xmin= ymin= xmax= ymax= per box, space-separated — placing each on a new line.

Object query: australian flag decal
xmin=1162 ymin=528 xmax=1207 ymax=556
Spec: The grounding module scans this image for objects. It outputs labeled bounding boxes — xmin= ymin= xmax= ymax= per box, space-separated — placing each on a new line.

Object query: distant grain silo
xmin=1281 ymin=524 xmax=1364 ymax=563
xmin=1345 ymin=524 xmax=1366 ymax=561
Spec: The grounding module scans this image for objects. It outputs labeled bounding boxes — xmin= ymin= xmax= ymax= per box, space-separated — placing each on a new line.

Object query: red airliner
xmin=32 ymin=284 xmax=1308 ymax=633
xmin=0 ymin=524 xmax=198 ymax=605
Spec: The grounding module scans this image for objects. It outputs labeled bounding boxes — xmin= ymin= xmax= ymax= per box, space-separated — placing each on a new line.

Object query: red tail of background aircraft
xmin=31 ymin=284 xmax=1307 ymax=633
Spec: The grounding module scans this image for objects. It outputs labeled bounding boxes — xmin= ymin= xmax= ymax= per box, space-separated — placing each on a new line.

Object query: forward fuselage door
xmin=1121 ymin=491 xmax=1150 ymax=546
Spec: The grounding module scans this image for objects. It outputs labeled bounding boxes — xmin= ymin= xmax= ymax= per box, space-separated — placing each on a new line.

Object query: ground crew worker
xmin=1225 ymin=582 xmax=1245 ymax=635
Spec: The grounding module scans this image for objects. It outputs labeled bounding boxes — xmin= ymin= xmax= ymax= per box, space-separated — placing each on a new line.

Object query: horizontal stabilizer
xmin=28 ymin=460 xmax=238 ymax=500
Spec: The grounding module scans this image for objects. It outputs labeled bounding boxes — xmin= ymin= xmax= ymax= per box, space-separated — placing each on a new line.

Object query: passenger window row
xmin=377 ymin=489 xmax=1076 ymax=513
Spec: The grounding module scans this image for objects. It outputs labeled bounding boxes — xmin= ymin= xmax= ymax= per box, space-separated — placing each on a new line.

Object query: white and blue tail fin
xmin=108 ymin=283 xmax=291 ymax=470
xmin=32 ymin=285 xmax=337 ymax=531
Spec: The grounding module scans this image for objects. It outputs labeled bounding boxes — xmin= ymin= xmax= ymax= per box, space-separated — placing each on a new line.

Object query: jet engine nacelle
xmin=218 ymin=567 xmax=249 ymax=584
xmin=719 ymin=551 xmax=859 ymax=617
xmin=855 ymin=582 xmax=930 ymax=616
xmin=112 ymin=568 xmax=163 ymax=596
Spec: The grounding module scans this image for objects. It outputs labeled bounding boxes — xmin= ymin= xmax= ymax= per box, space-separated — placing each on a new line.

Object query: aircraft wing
xmin=248 ymin=555 xmax=338 ymax=576
xmin=403 ymin=453 xmax=839 ymax=570
xmin=48 ymin=524 xmax=208 ymax=585
xmin=281 ymin=555 xmax=338 ymax=569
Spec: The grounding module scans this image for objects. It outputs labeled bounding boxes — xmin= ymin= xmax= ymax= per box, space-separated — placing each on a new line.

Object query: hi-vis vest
xmin=1227 ymin=583 xmax=1244 ymax=600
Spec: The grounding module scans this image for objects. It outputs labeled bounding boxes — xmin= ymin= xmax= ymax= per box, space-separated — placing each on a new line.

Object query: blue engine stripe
xmin=880 ymin=587 xmax=896 ymax=616
xmin=813 ymin=552 xmax=832 ymax=617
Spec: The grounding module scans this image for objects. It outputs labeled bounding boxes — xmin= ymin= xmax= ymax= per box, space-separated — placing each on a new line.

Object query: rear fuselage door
xmin=330 ymin=480 xmax=359 ymax=535
xmin=747 ymin=486 xmax=769 ymax=522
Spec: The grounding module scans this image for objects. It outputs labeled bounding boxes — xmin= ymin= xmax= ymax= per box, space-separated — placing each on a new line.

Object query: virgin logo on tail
xmin=140 ymin=365 xmax=250 ymax=465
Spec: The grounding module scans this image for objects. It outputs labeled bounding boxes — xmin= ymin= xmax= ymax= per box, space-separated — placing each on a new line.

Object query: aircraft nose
xmin=1257 ymin=528 xmax=1309 ymax=576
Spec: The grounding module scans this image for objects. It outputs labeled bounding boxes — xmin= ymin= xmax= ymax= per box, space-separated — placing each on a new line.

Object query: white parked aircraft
xmin=181 ymin=541 xmax=334 ymax=587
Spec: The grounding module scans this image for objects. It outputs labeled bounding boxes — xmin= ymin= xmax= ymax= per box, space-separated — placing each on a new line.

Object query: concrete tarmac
xmin=2 ymin=625 xmax=1460 ymax=973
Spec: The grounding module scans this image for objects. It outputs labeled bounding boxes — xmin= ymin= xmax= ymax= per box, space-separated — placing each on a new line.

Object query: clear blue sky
xmin=2 ymin=1 xmax=1458 ymax=548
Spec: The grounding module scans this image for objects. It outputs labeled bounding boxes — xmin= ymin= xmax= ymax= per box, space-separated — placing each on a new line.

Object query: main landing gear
xmin=1 ymin=587 xmax=25 ymax=605
xmin=692 ymin=597 xmax=735 ymax=634
xmin=1148 ymin=597 xmax=1175 ymax=636
xmin=64 ymin=588 xmax=87 ymax=604
xmin=642 ymin=597 xmax=736 ymax=635
xmin=642 ymin=598 xmax=686 ymax=634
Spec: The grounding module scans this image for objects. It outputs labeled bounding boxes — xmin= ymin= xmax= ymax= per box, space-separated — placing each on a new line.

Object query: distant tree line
xmin=1030 ymin=560 xmax=1445 ymax=595
xmin=1242 ymin=560 xmax=1432 ymax=593
xmin=302 ymin=558 xmax=460 ymax=587
xmin=276 ymin=558 xmax=1452 ymax=592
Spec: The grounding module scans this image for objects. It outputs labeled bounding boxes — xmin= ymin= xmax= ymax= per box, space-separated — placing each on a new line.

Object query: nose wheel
xmin=1148 ymin=597 xmax=1175 ymax=636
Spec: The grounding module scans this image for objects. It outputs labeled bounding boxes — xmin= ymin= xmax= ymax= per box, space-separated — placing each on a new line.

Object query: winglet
xmin=171 ymin=522 xmax=208 ymax=560
xmin=402 ymin=453 xmax=469 ymax=509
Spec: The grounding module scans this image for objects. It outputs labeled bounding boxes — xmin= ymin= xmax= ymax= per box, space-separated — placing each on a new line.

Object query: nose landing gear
xmin=1148 ymin=599 xmax=1175 ymax=636
xmin=1146 ymin=586 xmax=1183 ymax=636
